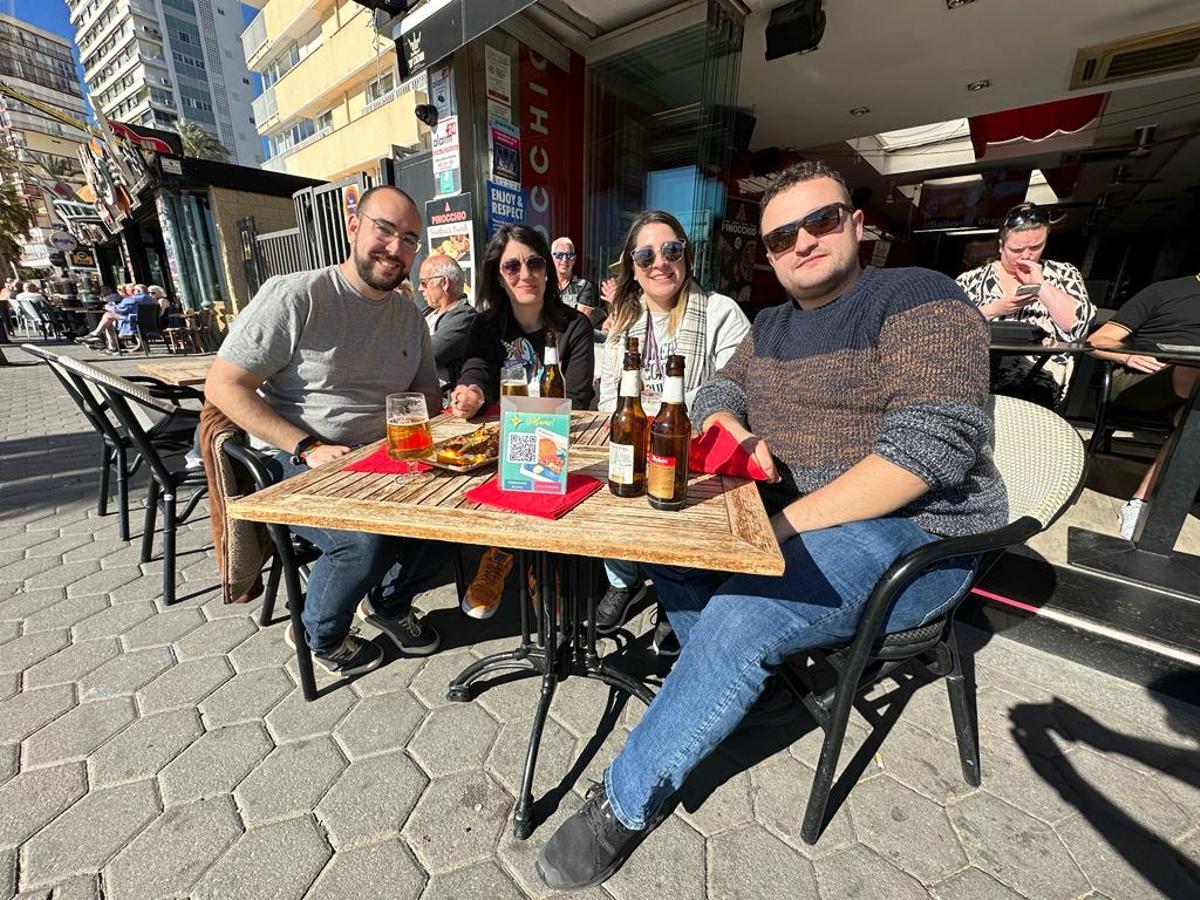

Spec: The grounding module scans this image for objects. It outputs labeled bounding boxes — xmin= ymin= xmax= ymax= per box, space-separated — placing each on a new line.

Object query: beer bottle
xmin=540 ymin=328 xmax=565 ymax=398
xmin=608 ymin=337 xmax=646 ymax=497
xmin=647 ymin=354 xmax=690 ymax=511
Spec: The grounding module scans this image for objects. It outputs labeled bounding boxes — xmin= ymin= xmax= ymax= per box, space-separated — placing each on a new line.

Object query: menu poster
xmin=425 ymin=193 xmax=475 ymax=294
xmin=499 ymin=396 xmax=571 ymax=495
xmin=716 ymin=196 xmax=760 ymax=305
xmin=489 ymin=119 xmax=521 ymax=185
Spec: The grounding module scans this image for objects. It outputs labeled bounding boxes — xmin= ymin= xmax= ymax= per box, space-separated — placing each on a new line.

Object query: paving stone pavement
xmin=2 ymin=346 xmax=1199 ymax=899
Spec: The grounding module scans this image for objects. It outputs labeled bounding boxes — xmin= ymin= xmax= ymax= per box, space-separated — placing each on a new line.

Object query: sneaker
xmin=357 ymin=600 xmax=440 ymax=654
xmin=285 ymin=625 xmax=383 ymax=676
xmin=593 ymin=584 xmax=648 ymax=634
xmin=650 ymin=608 xmax=679 ymax=657
xmin=462 ymin=547 xmax=513 ymax=619
xmin=536 ymin=782 xmax=650 ymax=890
xmin=75 ymin=335 xmax=101 ymax=346
xmin=1117 ymin=498 xmax=1146 ymax=540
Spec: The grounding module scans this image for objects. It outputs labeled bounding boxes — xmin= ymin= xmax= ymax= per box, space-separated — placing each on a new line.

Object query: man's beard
xmin=355 ymin=248 xmax=408 ymax=292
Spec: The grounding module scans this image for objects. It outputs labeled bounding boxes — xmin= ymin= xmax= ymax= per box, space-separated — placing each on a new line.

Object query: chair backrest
xmin=135 ymin=302 xmax=163 ymax=335
xmin=987 ymin=394 xmax=1086 ymax=530
xmin=19 ymin=344 xmax=123 ymax=442
xmin=54 ymin=352 xmax=177 ymax=432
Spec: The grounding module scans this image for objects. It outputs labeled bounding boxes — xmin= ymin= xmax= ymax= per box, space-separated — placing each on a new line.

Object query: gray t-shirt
xmin=219 ymin=264 xmax=438 ymax=447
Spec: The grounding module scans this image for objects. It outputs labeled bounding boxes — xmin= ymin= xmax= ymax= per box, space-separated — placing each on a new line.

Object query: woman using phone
xmin=594 ymin=210 xmax=750 ymax=652
xmin=956 ymin=202 xmax=1094 ymax=407
xmin=450 ymin=224 xmax=594 ymax=620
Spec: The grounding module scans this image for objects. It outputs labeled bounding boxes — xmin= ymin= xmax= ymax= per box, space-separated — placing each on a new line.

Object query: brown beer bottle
xmin=647 ymin=354 xmax=690 ymax=511
xmin=540 ymin=329 xmax=565 ymax=398
xmin=608 ymin=337 xmax=646 ymax=497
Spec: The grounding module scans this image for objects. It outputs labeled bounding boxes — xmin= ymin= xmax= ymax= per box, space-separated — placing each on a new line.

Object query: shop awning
xmin=969 ymin=93 xmax=1108 ymax=161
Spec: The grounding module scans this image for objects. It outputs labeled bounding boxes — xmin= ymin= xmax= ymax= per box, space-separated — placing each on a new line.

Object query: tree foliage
xmin=173 ymin=119 xmax=232 ymax=163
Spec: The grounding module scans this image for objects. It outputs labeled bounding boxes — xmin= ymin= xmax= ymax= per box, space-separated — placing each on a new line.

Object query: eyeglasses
xmin=551 ymin=251 xmax=576 ymax=260
xmin=761 ymin=203 xmax=851 ymax=255
xmin=1001 ymin=204 xmax=1050 ymax=230
xmin=630 ymin=240 xmax=686 ymax=269
xmin=499 ymin=256 xmax=547 ymax=278
xmin=417 ymin=275 xmax=446 ymax=287
xmin=359 ymin=213 xmax=421 ymax=253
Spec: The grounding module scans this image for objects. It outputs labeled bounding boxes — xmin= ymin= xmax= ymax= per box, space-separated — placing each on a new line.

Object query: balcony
xmin=252 ymin=84 xmax=278 ymax=128
xmin=242 ymin=0 xmax=336 ymax=71
xmin=270 ymin=10 xmax=381 ymax=126
xmin=269 ymin=92 xmax=421 ymax=181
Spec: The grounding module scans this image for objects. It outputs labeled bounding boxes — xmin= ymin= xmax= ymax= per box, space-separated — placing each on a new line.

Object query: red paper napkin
xmin=343 ymin=446 xmax=432 ymax=474
xmin=465 ymin=473 xmax=602 ymax=520
xmin=688 ymin=423 xmax=770 ymax=480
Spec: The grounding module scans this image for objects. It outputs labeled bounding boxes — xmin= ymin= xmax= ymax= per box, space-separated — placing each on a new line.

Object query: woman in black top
xmin=450 ymin=224 xmax=594 ymax=417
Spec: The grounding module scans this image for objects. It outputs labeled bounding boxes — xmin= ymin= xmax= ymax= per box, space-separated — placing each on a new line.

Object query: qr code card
xmin=506 ymin=432 xmax=538 ymax=464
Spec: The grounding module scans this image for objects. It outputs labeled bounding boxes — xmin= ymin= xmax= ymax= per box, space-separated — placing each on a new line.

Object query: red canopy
xmin=970 ymin=94 xmax=1108 ymax=159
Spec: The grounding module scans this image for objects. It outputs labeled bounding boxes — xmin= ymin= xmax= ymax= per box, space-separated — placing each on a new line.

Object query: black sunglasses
xmin=499 ymin=256 xmax=547 ymax=277
xmin=761 ymin=203 xmax=851 ymax=255
xmin=630 ymin=240 xmax=686 ymax=269
xmin=1002 ymin=205 xmax=1050 ymax=230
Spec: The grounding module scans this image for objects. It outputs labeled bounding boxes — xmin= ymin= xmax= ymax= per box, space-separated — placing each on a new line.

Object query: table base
xmin=1067 ymin=527 xmax=1200 ymax=601
xmin=446 ymin=551 xmax=655 ymax=840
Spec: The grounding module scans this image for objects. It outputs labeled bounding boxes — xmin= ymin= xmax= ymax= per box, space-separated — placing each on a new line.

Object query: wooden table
xmin=137 ymin=358 xmax=213 ymax=387
xmin=1068 ymin=342 xmax=1200 ymax=598
xmin=227 ymin=410 xmax=783 ymax=837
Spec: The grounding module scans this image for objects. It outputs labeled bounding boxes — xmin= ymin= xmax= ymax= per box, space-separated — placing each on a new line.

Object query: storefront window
xmin=584 ymin=1 xmax=743 ymax=290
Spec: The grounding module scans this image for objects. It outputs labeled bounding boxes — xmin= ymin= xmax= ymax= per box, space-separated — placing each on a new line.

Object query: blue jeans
xmin=605 ymin=515 xmax=977 ymax=830
xmin=268 ymin=455 xmax=453 ymax=654
xmin=604 ymin=559 xmax=640 ymax=590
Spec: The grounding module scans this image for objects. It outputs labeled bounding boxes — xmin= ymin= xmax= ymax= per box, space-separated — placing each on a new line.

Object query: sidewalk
xmin=1 ymin=345 xmax=1197 ymax=899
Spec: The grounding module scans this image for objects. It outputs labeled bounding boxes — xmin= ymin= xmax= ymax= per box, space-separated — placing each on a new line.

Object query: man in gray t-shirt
xmin=207 ymin=185 xmax=448 ymax=676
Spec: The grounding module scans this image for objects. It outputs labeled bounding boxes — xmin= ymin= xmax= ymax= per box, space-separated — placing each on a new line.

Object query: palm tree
xmin=0 ymin=146 xmax=34 ymax=267
xmin=173 ymin=119 xmax=232 ymax=163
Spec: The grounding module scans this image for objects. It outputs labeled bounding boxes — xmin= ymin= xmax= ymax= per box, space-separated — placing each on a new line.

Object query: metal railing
xmin=241 ymin=11 xmax=268 ymax=61
xmin=251 ymin=84 xmax=278 ymax=125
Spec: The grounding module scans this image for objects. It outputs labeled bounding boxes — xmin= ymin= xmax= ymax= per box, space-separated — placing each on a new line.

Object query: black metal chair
xmin=131 ymin=303 xmax=168 ymax=356
xmin=215 ymin=438 xmax=470 ymax=702
xmin=780 ymin=394 xmax=1087 ymax=844
xmin=55 ymin=354 xmax=208 ymax=604
xmin=19 ymin=345 xmax=198 ymax=541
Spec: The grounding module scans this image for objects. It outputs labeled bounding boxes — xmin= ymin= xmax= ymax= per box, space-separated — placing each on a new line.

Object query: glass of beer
xmin=386 ymin=392 xmax=433 ymax=464
xmin=500 ymin=362 xmax=529 ymax=397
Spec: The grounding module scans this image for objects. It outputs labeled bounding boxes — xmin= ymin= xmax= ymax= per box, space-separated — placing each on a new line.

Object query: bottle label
xmin=662 ymin=374 xmax=684 ymax=405
xmin=647 ymin=452 xmax=676 ymax=498
xmin=609 ymin=442 xmax=634 ymax=484
xmin=619 ymin=369 xmax=640 ymax=398
xmin=544 ymin=347 xmax=558 ymax=366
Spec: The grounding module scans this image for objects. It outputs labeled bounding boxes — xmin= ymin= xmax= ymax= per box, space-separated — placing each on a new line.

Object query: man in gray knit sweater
xmin=537 ymin=162 xmax=1006 ymax=890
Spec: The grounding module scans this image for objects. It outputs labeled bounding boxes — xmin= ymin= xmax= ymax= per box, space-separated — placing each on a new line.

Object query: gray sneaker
xmin=285 ymin=626 xmax=383 ymax=676
xmin=593 ymin=584 xmax=647 ymax=634
xmin=1117 ymin=498 xmax=1146 ymax=540
xmin=357 ymin=600 xmax=440 ymax=655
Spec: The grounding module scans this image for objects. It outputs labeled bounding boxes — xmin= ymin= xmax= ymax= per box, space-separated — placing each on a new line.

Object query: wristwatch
xmin=290 ymin=435 xmax=322 ymax=465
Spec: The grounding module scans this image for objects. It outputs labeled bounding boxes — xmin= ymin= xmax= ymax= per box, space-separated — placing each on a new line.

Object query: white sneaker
xmin=1117 ymin=499 xmax=1146 ymax=540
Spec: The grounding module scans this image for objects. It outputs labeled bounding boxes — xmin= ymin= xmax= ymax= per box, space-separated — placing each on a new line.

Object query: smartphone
xmin=1015 ymin=284 xmax=1040 ymax=298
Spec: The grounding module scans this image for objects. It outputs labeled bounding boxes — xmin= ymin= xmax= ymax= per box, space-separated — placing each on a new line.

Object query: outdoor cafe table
xmin=226 ymin=409 xmax=785 ymax=838
xmin=987 ymin=338 xmax=1092 ymax=384
xmin=1067 ymin=342 xmax=1200 ymax=598
xmin=136 ymin=358 xmax=213 ymax=386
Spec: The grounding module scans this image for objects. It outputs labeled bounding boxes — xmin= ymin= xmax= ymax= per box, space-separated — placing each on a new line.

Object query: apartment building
xmin=68 ymin=0 xmax=262 ymax=166
xmin=243 ymin=0 xmax=423 ymax=180
xmin=0 ymin=13 xmax=89 ymax=269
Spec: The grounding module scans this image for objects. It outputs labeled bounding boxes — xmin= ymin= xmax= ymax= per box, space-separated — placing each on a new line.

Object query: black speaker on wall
xmin=765 ymin=1 xmax=826 ymax=61
xmin=732 ymin=110 xmax=757 ymax=154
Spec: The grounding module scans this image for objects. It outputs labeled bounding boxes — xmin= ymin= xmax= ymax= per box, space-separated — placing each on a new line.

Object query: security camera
xmin=414 ymin=104 xmax=438 ymax=129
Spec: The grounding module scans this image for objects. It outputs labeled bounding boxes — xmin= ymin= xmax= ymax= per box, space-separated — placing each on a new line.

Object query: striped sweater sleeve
xmin=691 ymin=326 xmax=755 ymax=429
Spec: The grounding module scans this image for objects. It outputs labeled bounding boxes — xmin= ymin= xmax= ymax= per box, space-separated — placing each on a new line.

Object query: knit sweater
xmin=692 ymin=266 xmax=1007 ymax=537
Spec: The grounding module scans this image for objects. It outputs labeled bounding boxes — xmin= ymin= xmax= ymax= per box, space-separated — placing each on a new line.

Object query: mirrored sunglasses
xmin=551 ymin=251 xmax=576 ymax=260
xmin=630 ymin=240 xmax=686 ymax=269
xmin=761 ymin=203 xmax=851 ymax=255
xmin=500 ymin=256 xmax=547 ymax=277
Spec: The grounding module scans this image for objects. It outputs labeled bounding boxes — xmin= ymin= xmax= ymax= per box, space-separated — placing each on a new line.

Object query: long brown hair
xmin=606 ymin=210 xmax=696 ymax=343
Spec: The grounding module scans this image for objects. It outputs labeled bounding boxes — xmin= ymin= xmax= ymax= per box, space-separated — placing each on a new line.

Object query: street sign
xmin=48 ymin=231 xmax=78 ymax=253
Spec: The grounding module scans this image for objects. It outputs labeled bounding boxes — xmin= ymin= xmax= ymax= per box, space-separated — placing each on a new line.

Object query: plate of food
xmin=423 ymin=423 xmax=500 ymax=473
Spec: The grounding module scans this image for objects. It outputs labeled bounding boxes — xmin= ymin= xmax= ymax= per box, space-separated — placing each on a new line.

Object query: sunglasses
xmin=499 ymin=256 xmax=547 ymax=278
xmin=630 ymin=240 xmax=686 ymax=269
xmin=1002 ymin=205 xmax=1050 ymax=230
xmin=761 ymin=203 xmax=851 ymax=255
xmin=551 ymin=251 xmax=576 ymax=260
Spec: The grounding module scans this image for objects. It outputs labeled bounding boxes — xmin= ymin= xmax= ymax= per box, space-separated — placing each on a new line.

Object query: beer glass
xmin=500 ymin=363 xmax=529 ymax=397
xmin=386 ymin=392 xmax=433 ymax=483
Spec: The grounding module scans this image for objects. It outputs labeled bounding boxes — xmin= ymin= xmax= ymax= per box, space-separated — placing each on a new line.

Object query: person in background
xmin=593 ymin=210 xmax=750 ymax=651
xmin=1087 ymin=273 xmax=1200 ymax=539
xmin=1 ymin=277 xmax=17 ymax=334
xmin=418 ymin=254 xmax=477 ymax=393
xmin=449 ymin=224 xmax=595 ymax=620
xmin=552 ymin=236 xmax=602 ymax=330
xmin=956 ymin=202 xmax=1094 ymax=407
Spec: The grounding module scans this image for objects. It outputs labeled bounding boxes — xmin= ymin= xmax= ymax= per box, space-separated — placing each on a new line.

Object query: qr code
xmin=507 ymin=432 xmax=538 ymax=464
